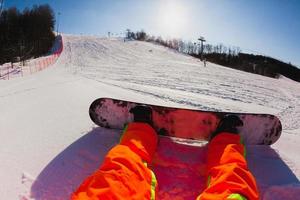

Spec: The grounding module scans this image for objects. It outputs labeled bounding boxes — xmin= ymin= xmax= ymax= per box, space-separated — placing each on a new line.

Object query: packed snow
xmin=0 ymin=35 xmax=299 ymax=199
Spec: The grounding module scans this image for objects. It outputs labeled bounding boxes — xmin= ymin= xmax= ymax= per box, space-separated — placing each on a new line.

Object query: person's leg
xmin=197 ymin=133 xmax=259 ymax=200
xmin=71 ymin=122 xmax=158 ymax=200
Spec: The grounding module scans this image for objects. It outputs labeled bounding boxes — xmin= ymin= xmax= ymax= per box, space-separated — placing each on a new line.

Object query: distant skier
xmin=204 ymin=58 xmax=207 ymax=67
xmin=71 ymin=106 xmax=259 ymax=200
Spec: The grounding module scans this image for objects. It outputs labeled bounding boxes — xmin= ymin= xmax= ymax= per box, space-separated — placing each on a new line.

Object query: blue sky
xmin=3 ymin=0 xmax=300 ymax=67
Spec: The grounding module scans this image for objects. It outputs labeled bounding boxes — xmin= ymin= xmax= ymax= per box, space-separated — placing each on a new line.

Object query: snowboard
xmin=89 ymin=98 xmax=282 ymax=145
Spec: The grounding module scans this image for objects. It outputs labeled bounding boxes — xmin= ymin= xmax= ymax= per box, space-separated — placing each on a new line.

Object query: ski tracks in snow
xmin=277 ymin=85 xmax=300 ymax=131
xmin=2 ymin=35 xmax=300 ymax=199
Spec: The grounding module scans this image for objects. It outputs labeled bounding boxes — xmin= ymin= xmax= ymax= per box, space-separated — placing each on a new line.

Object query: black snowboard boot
xmin=130 ymin=105 xmax=153 ymax=126
xmin=210 ymin=115 xmax=243 ymax=141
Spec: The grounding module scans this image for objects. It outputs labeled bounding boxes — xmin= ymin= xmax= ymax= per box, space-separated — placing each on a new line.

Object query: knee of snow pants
xmin=197 ymin=133 xmax=259 ymax=200
xmin=71 ymin=122 xmax=158 ymax=200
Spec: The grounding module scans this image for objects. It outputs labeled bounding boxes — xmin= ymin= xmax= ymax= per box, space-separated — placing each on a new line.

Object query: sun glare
xmin=157 ymin=0 xmax=188 ymax=38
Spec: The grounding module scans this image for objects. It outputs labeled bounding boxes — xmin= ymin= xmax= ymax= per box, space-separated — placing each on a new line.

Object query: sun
xmin=157 ymin=0 xmax=188 ymax=38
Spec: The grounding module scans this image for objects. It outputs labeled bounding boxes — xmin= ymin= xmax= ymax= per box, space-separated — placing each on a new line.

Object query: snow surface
xmin=0 ymin=35 xmax=300 ymax=199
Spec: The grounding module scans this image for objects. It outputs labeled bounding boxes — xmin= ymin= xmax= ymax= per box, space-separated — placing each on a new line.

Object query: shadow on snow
xmin=30 ymin=127 xmax=119 ymax=200
xmin=30 ymin=127 xmax=299 ymax=200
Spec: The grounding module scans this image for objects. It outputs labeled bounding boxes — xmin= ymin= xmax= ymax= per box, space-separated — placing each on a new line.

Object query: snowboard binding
xmin=210 ymin=115 xmax=243 ymax=140
xmin=130 ymin=105 xmax=153 ymax=126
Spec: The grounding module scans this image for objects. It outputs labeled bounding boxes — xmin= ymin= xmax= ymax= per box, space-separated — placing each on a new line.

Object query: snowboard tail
xmin=89 ymin=98 xmax=282 ymax=145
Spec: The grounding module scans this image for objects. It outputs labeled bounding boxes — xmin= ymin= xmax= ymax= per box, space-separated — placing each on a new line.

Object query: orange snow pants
xmin=197 ymin=133 xmax=259 ymax=200
xmin=71 ymin=123 xmax=259 ymax=200
xmin=71 ymin=123 xmax=158 ymax=200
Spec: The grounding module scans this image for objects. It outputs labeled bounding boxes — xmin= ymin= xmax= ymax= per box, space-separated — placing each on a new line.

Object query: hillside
xmin=204 ymin=52 xmax=300 ymax=82
xmin=0 ymin=35 xmax=299 ymax=199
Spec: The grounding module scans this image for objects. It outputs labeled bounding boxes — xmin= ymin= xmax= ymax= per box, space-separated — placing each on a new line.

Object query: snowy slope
xmin=0 ymin=35 xmax=300 ymax=199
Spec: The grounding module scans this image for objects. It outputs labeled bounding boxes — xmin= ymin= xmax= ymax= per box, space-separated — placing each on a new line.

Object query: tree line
xmin=126 ymin=30 xmax=300 ymax=82
xmin=0 ymin=4 xmax=56 ymax=65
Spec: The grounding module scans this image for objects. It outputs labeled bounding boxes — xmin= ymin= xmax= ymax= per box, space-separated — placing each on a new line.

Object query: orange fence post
xmin=7 ymin=65 xmax=9 ymax=80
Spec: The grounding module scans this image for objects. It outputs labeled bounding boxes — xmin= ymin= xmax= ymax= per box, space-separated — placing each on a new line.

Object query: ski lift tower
xmin=0 ymin=0 xmax=4 ymax=15
xmin=56 ymin=12 xmax=61 ymax=36
xmin=198 ymin=36 xmax=206 ymax=60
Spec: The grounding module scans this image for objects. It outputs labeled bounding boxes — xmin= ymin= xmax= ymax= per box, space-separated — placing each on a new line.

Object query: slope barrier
xmin=0 ymin=35 xmax=63 ymax=80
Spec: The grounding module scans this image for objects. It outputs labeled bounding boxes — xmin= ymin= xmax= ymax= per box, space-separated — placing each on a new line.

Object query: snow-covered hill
xmin=0 ymin=35 xmax=299 ymax=199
